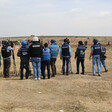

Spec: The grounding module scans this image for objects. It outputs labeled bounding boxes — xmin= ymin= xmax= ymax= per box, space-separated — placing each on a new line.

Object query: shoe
xmin=52 ymin=75 xmax=55 ymax=77
xmin=63 ymin=73 xmax=65 ymax=75
xmin=98 ymin=74 xmax=101 ymax=76
xmin=76 ymin=72 xmax=79 ymax=74
xmin=34 ymin=78 xmax=37 ymax=80
xmin=38 ymin=78 xmax=40 ymax=80
xmin=81 ymin=72 xmax=84 ymax=75
xmin=66 ymin=73 xmax=69 ymax=75
xmin=93 ymin=74 xmax=95 ymax=76
xmin=105 ymin=70 xmax=108 ymax=72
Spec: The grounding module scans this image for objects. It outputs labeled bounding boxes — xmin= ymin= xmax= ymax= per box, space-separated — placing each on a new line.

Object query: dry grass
xmin=0 ymin=37 xmax=112 ymax=112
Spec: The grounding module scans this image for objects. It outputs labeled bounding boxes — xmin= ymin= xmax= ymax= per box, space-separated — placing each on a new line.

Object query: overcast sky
xmin=0 ymin=0 xmax=112 ymax=37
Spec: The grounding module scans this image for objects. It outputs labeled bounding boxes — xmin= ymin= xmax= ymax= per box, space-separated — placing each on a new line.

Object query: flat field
xmin=0 ymin=37 xmax=112 ymax=112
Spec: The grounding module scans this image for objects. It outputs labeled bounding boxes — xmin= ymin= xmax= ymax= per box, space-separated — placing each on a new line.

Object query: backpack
xmin=1 ymin=46 xmax=11 ymax=58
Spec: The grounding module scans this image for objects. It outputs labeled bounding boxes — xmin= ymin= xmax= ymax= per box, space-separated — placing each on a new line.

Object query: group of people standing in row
xmin=1 ymin=37 xmax=108 ymax=80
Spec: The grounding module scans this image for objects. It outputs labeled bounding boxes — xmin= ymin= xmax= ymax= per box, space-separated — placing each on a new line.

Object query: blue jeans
xmin=62 ymin=57 xmax=69 ymax=74
xmin=31 ymin=58 xmax=41 ymax=79
xmin=92 ymin=55 xmax=101 ymax=75
xmin=101 ymin=60 xmax=108 ymax=71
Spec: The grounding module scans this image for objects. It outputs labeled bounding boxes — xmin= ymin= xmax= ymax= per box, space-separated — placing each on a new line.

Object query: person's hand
xmin=69 ymin=56 xmax=71 ymax=59
xmin=60 ymin=56 xmax=62 ymax=60
xmin=89 ymin=57 xmax=91 ymax=60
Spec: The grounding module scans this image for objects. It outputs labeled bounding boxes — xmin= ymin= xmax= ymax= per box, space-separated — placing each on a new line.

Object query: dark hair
xmin=66 ymin=38 xmax=70 ymax=44
xmin=44 ymin=43 xmax=48 ymax=48
xmin=79 ymin=41 xmax=83 ymax=45
xmin=64 ymin=39 xmax=66 ymax=43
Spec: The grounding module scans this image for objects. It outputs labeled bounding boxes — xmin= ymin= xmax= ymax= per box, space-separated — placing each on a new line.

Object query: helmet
xmin=33 ymin=37 xmax=39 ymax=41
xmin=93 ymin=38 xmax=98 ymax=43
xmin=98 ymin=42 xmax=102 ymax=45
xmin=51 ymin=39 xmax=56 ymax=43
xmin=21 ymin=40 xmax=27 ymax=45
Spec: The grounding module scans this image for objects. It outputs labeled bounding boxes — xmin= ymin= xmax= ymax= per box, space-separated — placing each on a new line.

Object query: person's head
xmin=93 ymin=38 xmax=98 ymax=44
xmin=3 ymin=40 xmax=9 ymax=46
xmin=64 ymin=38 xmax=67 ymax=43
xmin=66 ymin=38 xmax=70 ymax=44
xmin=44 ymin=43 xmax=48 ymax=48
xmin=21 ymin=40 xmax=27 ymax=46
xmin=51 ymin=39 xmax=56 ymax=43
xmin=78 ymin=41 xmax=83 ymax=45
xmin=33 ymin=36 xmax=39 ymax=42
xmin=41 ymin=39 xmax=43 ymax=44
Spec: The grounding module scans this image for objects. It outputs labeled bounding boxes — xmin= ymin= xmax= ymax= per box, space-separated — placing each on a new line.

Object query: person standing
xmin=89 ymin=39 xmax=102 ymax=76
xmin=1 ymin=40 xmax=14 ymax=78
xmin=60 ymin=38 xmax=71 ymax=75
xmin=49 ymin=39 xmax=59 ymax=77
xmin=40 ymin=39 xmax=44 ymax=76
xmin=98 ymin=42 xmax=108 ymax=72
xmin=17 ymin=40 xmax=29 ymax=80
xmin=75 ymin=41 xmax=86 ymax=74
xmin=42 ymin=43 xmax=51 ymax=79
xmin=29 ymin=37 xmax=43 ymax=80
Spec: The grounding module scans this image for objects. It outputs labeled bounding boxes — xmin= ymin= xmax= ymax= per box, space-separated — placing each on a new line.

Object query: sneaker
xmin=34 ymin=78 xmax=37 ymax=80
xmin=93 ymin=74 xmax=95 ymax=76
xmin=98 ymin=74 xmax=101 ymax=76
xmin=38 ymin=78 xmax=40 ymax=80
xmin=105 ymin=70 xmax=108 ymax=72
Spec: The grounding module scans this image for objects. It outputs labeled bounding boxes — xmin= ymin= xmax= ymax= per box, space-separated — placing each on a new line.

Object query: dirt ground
xmin=0 ymin=37 xmax=112 ymax=112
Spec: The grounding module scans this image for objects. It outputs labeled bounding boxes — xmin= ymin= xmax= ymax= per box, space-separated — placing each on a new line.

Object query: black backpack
xmin=1 ymin=46 xmax=11 ymax=58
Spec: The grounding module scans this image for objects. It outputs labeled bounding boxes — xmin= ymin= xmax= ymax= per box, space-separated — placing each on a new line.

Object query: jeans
xmin=101 ymin=59 xmax=108 ymax=71
xmin=3 ymin=58 xmax=11 ymax=77
xmin=92 ymin=55 xmax=101 ymax=75
xmin=20 ymin=61 xmax=29 ymax=79
xmin=62 ymin=57 xmax=69 ymax=74
xmin=43 ymin=60 xmax=50 ymax=79
xmin=77 ymin=58 xmax=84 ymax=73
xmin=51 ymin=58 xmax=57 ymax=76
xmin=31 ymin=58 xmax=41 ymax=79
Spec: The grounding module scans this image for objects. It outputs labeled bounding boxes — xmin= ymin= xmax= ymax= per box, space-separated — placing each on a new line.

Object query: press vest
xmin=62 ymin=43 xmax=69 ymax=56
xmin=29 ymin=42 xmax=42 ymax=57
xmin=101 ymin=47 xmax=106 ymax=60
xmin=92 ymin=44 xmax=101 ymax=55
xmin=42 ymin=48 xmax=51 ymax=60
xmin=49 ymin=43 xmax=59 ymax=58
xmin=77 ymin=45 xmax=86 ymax=58
xmin=20 ymin=46 xmax=29 ymax=62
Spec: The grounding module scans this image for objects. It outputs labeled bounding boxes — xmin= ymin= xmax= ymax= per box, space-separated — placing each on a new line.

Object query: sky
xmin=0 ymin=0 xmax=112 ymax=37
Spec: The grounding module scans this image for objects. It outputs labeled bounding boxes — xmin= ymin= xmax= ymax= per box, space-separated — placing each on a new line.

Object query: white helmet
xmin=33 ymin=36 xmax=39 ymax=41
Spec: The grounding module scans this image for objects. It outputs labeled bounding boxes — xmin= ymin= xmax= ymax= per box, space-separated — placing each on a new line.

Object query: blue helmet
xmin=98 ymin=42 xmax=102 ymax=45
xmin=93 ymin=38 xmax=98 ymax=43
xmin=21 ymin=40 xmax=27 ymax=45
xmin=51 ymin=39 xmax=56 ymax=43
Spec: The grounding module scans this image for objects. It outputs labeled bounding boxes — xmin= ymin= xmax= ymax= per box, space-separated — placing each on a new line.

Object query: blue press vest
xmin=62 ymin=43 xmax=69 ymax=56
xmin=42 ymin=48 xmax=51 ymax=60
xmin=77 ymin=45 xmax=86 ymax=58
xmin=101 ymin=47 xmax=106 ymax=56
xmin=49 ymin=43 xmax=59 ymax=58
xmin=92 ymin=44 xmax=101 ymax=55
